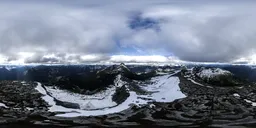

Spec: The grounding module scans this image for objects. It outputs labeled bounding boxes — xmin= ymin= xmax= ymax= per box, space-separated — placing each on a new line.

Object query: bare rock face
xmin=112 ymin=85 xmax=130 ymax=104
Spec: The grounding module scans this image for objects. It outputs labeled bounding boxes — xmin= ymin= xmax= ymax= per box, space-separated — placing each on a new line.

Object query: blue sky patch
xmin=128 ymin=13 xmax=160 ymax=31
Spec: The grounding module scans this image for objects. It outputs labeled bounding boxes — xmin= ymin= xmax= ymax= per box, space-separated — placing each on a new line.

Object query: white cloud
xmin=120 ymin=3 xmax=256 ymax=62
xmin=110 ymin=55 xmax=169 ymax=63
xmin=233 ymin=54 xmax=256 ymax=65
xmin=0 ymin=52 xmax=183 ymax=64
xmin=0 ymin=1 xmax=256 ymax=63
xmin=0 ymin=55 xmax=7 ymax=64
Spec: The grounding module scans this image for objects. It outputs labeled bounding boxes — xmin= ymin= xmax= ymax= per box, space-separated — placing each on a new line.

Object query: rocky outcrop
xmin=192 ymin=67 xmax=247 ymax=86
xmin=112 ymin=85 xmax=130 ymax=104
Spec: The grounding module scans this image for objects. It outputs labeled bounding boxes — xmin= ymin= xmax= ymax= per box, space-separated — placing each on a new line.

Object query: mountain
xmin=1 ymin=64 xmax=256 ymax=127
xmin=191 ymin=66 xmax=247 ymax=86
xmin=24 ymin=63 xmax=163 ymax=93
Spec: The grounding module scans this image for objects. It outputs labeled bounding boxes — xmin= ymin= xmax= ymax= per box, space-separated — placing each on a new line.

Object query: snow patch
xmin=244 ymin=99 xmax=256 ymax=106
xmin=149 ymin=104 xmax=156 ymax=108
xmin=35 ymin=83 xmax=58 ymax=107
xmin=187 ymin=78 xmax=213 ymax=88
xmin=0 ymin=103 xmax=8 ymax=108
xmin=114 ymin=74 xmax=125 ymax=87
xmin=187 ymin=78 xmax=204 ymax=87
xmin=26 ymin=107 xmax=34 ymax=111
xmin=233 ymin=93 xmax=240 ymax=97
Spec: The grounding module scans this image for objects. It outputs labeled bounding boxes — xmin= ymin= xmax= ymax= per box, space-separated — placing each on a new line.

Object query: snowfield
xmin=35 ymin=82 xmax=147 ymax=117
xmin=45 ymin=85 xmax=118 ymax=110
xmin=140 ymin=75 xmax=186 ymax=102
xmin=35 ymin=72 xmax=186 ymax=117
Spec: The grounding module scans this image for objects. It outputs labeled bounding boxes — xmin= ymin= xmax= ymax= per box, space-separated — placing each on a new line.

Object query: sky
xmin=0 ymin=0 xmax=256 ymax=64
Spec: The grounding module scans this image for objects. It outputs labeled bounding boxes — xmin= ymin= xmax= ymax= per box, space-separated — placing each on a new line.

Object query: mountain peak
xmin=97 ymin=63 xmax=131 ymax=75
xmin=117 ymin=63 xmax=130 ymax=72
xmin=120 ymin=63 xmax=125 ymax=66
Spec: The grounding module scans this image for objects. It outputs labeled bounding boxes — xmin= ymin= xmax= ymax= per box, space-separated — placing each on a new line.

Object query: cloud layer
xmin=0 ymin=0 xmax=256 ymax=64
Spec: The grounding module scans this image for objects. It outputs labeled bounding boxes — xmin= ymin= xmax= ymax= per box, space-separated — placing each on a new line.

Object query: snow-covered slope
xmin=140 ymin=75 xmax=185 ymax=102
xmin=45 ymin=86 xmax=117 ymax=110
xmin=35 ymin=82 xmax=147 ymax=117
xmin=44 ymin=75 xmax=125 ymax=110
xmin=35 ymin=72 xmax=186 ymax=117
xmin=196 ymin=68 xmax=232 ymax=79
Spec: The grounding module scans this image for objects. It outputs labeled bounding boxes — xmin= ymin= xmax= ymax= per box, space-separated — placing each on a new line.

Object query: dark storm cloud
xmin=0 ymin=0 xmax=256 ymax=63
